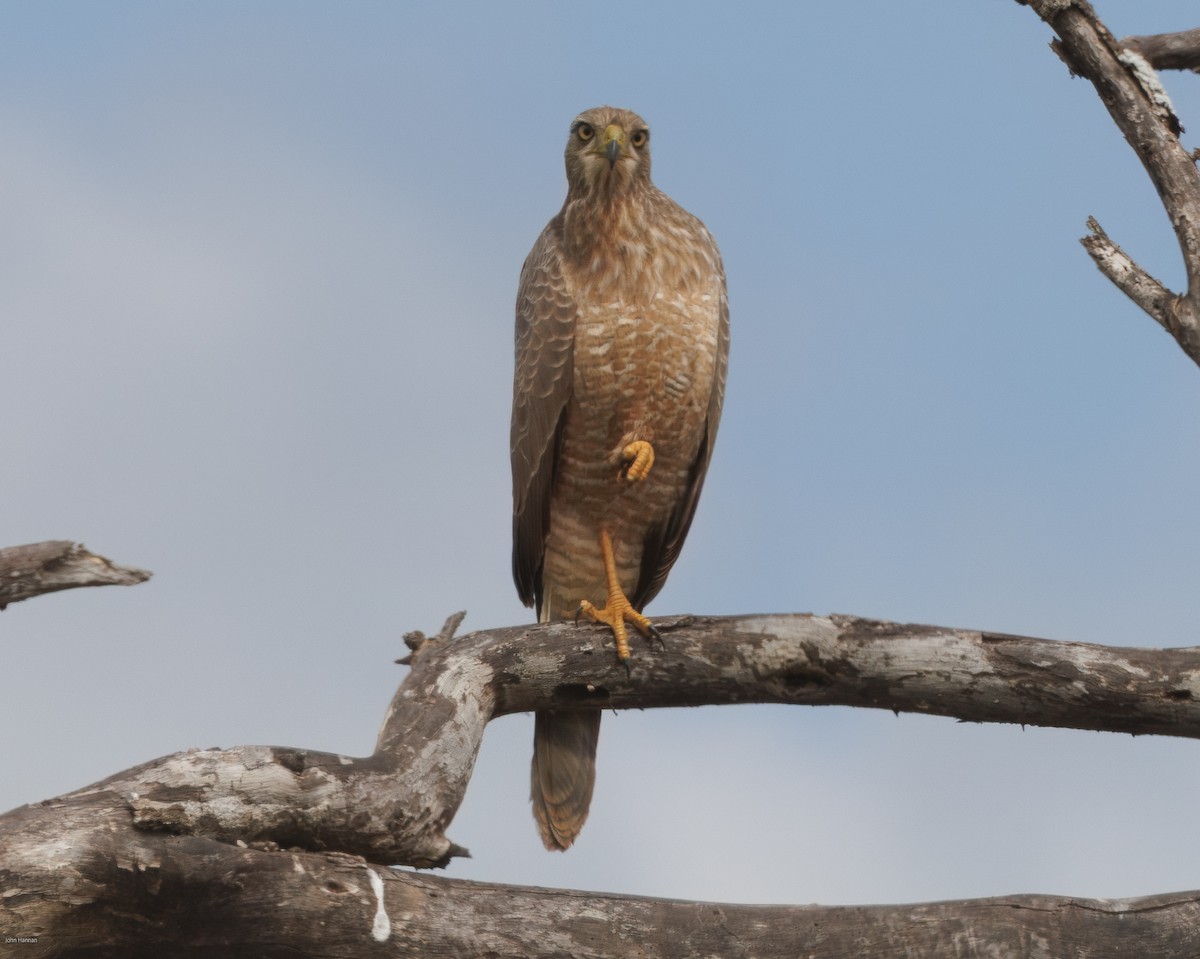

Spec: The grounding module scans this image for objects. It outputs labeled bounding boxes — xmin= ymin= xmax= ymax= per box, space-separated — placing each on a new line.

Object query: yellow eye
xmin=575 ymin=122 xmax=594 ymax=142
xmin=631 ymin=129 xmax=648 ymax=148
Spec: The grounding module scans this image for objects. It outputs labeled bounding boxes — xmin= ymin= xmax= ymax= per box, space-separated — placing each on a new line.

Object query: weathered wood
xmin=5 ymin=610 xmax=1200 ymax=954
xmin=2 ymin=819 xmax=1198 ymax=959
xmin=1080 ymin=216 xmax=1176 ymax=322
xmin=0 ymin=540 xmax=150 ymax=610
xmin=4 ymin=612 xmax=1199 ymax=879
xmin=1019 ymin=0 xmax=1200 ymax=366
xmin=1124 ymin=28 xmax=1200 ymax=73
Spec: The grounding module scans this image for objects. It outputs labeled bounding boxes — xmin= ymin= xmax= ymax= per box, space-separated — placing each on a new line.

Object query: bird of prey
xmin=511 ymin=106 xmax=729 ymax=850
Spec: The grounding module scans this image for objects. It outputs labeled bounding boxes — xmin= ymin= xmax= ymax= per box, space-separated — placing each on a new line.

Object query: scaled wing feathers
xmin=511 ymin=218 xmax=576 ymax=615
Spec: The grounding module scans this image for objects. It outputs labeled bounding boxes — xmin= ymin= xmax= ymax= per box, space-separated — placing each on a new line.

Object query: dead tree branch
xmin=1124 ymin=28 xmax=1200 ymax=74
xmin=13 ymin=612 xmax=1200 ymax=870
xmin=3 ymin=838 xmax=1198 ymax=959
xmin=5 ymin=610 xmax=1200 ymax=955
xmin=0 ymin=540 xmax=151 ymax=610
xmin=1020 ymin=1 xmax=1200 ymax=365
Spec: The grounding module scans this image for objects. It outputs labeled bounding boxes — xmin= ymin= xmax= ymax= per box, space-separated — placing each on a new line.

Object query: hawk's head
xmin=564 ymin=106 xmax=651 ymax=199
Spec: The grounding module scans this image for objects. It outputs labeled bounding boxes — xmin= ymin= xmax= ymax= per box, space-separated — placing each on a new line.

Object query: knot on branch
xmin=396 ymin=610 xmax=467 ymax=666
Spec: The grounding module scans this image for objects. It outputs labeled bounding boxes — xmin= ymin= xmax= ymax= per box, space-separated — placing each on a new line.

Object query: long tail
xmin=531 ymin=709 xmax=600 ymax=850
xmin=530 ymin=585 xmax=601 ymax=850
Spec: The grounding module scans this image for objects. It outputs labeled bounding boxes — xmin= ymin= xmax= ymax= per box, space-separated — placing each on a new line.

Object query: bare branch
xmin=1019 ymin=1 xmax=1200 ymax=366
xmin=0 ymin=540 xmax=151 ymax=610
xmin=1124 ymin=28 xmax=1200 ymax=74
xmin=2 ymin=830 xmax=1198 ymax=959
xmin=5 ymin=611 xmax=1200 ymax=952
xmin=4 ymin=613 xmax=1197 ymax=874
xmin=1080 ymin=215 xmax=1177 ymax=327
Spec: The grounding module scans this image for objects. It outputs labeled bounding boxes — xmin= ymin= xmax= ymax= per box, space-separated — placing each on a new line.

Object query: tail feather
xmin=531 ymin=709 xmax=600 ymax=851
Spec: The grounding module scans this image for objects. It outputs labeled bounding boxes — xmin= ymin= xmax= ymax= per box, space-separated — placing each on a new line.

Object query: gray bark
xmin=1124 ymin=28 xmax=1200 ymax=74
xmin=5 ymin=610 xmax=1200 ymax=956
xmin=0 ymin=541 xmax=150 ymax=610
xmin=4 ymin=834 xmax=1199 ymax=959
xmin=1020 ymin=1 xmax=1200 ymax=366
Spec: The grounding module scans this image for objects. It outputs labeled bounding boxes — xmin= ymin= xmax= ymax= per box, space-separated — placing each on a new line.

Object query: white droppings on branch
xmin=367 ymin=866 xmax=390 ymax=942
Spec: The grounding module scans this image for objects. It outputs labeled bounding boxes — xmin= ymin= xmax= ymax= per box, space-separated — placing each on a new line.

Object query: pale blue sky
xmin=4 ymin=1 xmax=1200 ymax=906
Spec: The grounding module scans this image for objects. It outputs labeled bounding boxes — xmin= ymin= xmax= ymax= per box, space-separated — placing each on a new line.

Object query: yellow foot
xmin=578 ymin=596 xmax=657 ymax=665
xmin=575 ymin=529 xmax=661 ymax=668
xmin=620 ymin=440 xmax=654 ymax=482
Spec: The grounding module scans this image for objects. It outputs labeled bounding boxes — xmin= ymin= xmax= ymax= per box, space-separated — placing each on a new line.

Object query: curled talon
xmin=621 ymin=440 xmax=655 ymax=482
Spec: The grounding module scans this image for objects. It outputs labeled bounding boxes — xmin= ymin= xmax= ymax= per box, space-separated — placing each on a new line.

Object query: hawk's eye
xmin=631 ymin=129 xmax=648 ymax=148
xmin=575 ymin=122 xmax=594 ymax=142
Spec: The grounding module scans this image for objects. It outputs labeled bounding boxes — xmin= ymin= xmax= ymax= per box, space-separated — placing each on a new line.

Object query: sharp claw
xmin=620 ymin=440 xmax=655 ymax=482
xmin=621 ymin=657 xmax=631 ymax=678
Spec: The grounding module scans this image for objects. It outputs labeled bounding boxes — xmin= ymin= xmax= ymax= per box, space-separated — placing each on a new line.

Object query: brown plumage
xmin=511 ymin=106 xmax=729 ymax=850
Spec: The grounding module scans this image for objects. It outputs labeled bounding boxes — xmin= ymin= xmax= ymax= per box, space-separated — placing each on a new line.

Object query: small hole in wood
xmin=556 ymin=683 xmax=609 ymax=704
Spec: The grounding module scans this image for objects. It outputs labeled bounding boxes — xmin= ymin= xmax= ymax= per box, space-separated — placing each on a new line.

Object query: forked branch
xmin=4 ymin=610 xmax=1200 ymax=955
xmin=1020 ymin=1 xmax=1200 ymax=365
xmin=7 ymin=612 xmax=1200 ymax=868
xmin=1124 ymin=28 xmax=1200 ymax=74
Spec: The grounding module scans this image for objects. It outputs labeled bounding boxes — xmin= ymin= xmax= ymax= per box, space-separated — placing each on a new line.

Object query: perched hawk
xmin=511 ymin=106 xmax=729 ymax=850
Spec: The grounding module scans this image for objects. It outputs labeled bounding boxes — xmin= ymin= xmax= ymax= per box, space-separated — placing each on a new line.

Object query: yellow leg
xmin=621 ymin=440 xmax=654 ymax=482
xmin=577 ymin=529 xmax=658 ymax=663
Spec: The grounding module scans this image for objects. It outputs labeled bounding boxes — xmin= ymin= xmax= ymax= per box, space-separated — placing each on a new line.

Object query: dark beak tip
xmin=605 ymin=141 xmax=621 ymax=167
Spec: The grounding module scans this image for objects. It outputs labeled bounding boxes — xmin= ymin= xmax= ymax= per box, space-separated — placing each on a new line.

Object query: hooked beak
xmin=602 ymin=124 xmax=626 ymax=168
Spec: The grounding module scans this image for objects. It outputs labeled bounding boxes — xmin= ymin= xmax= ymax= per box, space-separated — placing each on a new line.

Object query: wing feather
xmin=511 ymin=215 xmax=576 ymax=615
